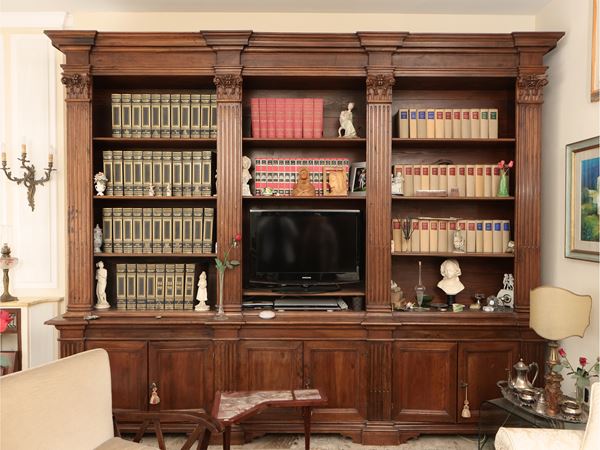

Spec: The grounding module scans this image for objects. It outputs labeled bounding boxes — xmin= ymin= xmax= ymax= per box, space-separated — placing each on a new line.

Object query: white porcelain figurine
xmin=496 ymin=273 xmax=515 ymax=308
xmin=95 ymin=261 xmax=110 ymax=310
xmin=437 ymin=259 xmax=465 ymax=296
xmin=93 ymin=224 xmax=103 ymax=253
xmin=195 ymin=271 xmax=210 ymax=311
xmin=94 ymin=172 xmax=108 ymax=196
xmin=391 ymin=172 xmax=404 ymax=196
xmin=338 ymin=102 xmax=357 ymax=138
xmin=242 ymin=155 xmax=253 ymax=197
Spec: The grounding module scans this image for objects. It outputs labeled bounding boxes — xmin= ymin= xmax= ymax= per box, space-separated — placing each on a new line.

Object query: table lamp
xmin=0 ymin=243 xmax=19 ymax=302
xmin=530 ymin=286 xmax=591 ymax=416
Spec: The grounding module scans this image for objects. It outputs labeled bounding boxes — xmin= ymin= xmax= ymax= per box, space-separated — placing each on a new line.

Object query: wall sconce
xmin=1 ymin=143 xmax=56 ymax=212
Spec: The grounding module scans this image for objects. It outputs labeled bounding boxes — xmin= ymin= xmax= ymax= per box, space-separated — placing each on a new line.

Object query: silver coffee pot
xmin=509 ymin=358 xmax=539 ymax=391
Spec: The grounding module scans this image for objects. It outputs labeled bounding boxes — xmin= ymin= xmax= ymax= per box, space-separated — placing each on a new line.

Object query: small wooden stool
xmin=212 ymin=389 xmax=327 ymax=450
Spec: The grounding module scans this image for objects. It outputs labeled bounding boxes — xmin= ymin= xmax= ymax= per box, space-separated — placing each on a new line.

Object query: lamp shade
xmin=530 ymin=286 xmax=592 ymax=340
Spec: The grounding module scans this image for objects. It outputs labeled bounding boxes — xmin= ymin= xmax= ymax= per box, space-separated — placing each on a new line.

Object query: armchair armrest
xmin=495 ymin=427 xmax=584 ymax=450
xmin=113 ymin=409 xmax=223 ymax=450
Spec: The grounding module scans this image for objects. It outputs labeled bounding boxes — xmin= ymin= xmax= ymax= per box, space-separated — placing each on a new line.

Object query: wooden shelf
xmin=392 ymin=138 xmax=515 ymax=149
xmin=243 ymin=138 xmax=366 ymax=148
xmin=93 ymin=137 xmax=217 ymax=148
xmin=392 ymin=196 xmax=514 ymax=201
xmin=94 ymin=196 xmax=216 ymax=201
xmin=94 ymin=253 xmax=216 ymax=258
xmin=244 ymin=195 xmax=365 ymax=201
xmin=392 ymin=252 xmax=514 ymax=258
xmin=243 ymin=287 xmax=365 ymax=297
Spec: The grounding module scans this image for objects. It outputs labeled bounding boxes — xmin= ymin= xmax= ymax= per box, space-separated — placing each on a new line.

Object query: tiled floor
xmin=139 ymin=433 xmax=491 ymax=449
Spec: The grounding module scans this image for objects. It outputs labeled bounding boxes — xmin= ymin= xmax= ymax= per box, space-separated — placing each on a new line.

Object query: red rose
xmin=235 ymin=234 xmax=242 ymax=242
xmin=580 ymin=357 xmax=588 ymax=366
xmin=559 ymin=348 xmax=566 ymax=358
xmin=0 ymin=310 xmax=11 ymax=333
xmin=507 ymin=161 xmax=514 ymax=168
xmin=498 ymin=160 xmax=505 ymax=168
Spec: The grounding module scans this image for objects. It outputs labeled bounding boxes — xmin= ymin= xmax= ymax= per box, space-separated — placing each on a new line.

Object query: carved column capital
xmin=366 ymin=74 xmax=395 ymax=103
xmin=516 ymin=74 xmax=548 ymax=104
xmin=61 ymin=72 xmax=91 ymax=100
xmin=214 ymin=74 xmax=242 ymax=102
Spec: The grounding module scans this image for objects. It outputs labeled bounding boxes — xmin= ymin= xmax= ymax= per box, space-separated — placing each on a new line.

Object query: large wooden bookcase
xmin=46 ymin=30 xmax=562 ymax=445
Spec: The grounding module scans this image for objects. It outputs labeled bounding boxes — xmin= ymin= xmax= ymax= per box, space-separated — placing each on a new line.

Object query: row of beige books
xmin=101 ymin=207 xmax=214 ymax=254
xmin=115 ymin=263 xmax=197 ymax=310
xmin=397 ymin=108 xmax=499 ymax=139
xmin=392 ymin=164 xmax=506 ymax=197
xmin=110 ymin=92 xmax=216 ymax=139
xmin=392 ymin=218 xmax=511 ymax=253
xmin=101 ymin=150 xmax=213 ymax=197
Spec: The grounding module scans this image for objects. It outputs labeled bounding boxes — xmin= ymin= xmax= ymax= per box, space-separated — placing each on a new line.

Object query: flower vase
xmin=215 ymin=270 xmax=228 ymax=320
xmin=498 ymin=171 xmax=510 ymax=197
xmin=575 ymin=378 xmax=589 ymax=405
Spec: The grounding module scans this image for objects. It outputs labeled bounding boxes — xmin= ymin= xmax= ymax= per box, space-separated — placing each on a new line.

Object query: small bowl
xmin=518 ymin=388 xmax=538 ymax=404
xmin=561 ymin=400 xmax=582 ymax=417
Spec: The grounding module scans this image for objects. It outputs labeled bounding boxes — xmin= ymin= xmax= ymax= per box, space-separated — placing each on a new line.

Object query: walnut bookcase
xmin=46 ymin=30 xmax=562 ymax=445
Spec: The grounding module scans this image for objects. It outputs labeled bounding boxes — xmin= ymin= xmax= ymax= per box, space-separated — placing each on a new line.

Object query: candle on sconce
xmin=1 ymin=152 xmax=6 ymax=163
xmin=21 ymin=143 xmax=27 ymax=158
xmin=48 ymin=146 xmax=55 ymax=164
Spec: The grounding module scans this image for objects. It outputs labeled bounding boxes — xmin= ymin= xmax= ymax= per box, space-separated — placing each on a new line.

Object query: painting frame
xmin=322 ymin=166 xmax=348 ymax=196
xmin=593 ymin=0 xmax=599 ymax=102
xmin=349 ymin=162 xmax=367 ymax=196
xmin=565 ymin=136 xmax=600 ymax=262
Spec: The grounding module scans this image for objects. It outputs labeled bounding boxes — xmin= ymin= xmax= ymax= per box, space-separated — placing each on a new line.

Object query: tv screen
xmin=249 ymin=209 xmax=362 ymax=286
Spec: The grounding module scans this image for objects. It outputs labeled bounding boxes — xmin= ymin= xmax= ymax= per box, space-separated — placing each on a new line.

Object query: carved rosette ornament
xmin=214 ymin=74 xmax=242 ymax=102
xmin=61 ymin=73 xmax=91 ymax=100
xmin=366 ymin=74 xmax=395 ymax=103
xmin=516 ymin=74 xmax=548 ymax=104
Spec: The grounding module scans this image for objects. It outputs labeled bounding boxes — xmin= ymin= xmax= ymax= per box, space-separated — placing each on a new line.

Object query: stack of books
xmin=397 ymin=108 xmax=499 ymax=139
xmin=250 ymin=98 xmax=324 ymax=138
xmin=115 ymin=263 xmax=197 ymax=310
xmin=392 ymin=218 xmax=511 ymax=254
xmin=254 ymin=157 xmax=350 ymax=196
xmin=111 ymin=92 xmax=216 ymax=139
xmin=101 ymin=207 xmax=214 ymax=254
xmin=101 ymin=150 xmax=213 ymax=197
xmin=393 ymin=164 xmax=505 ymax=197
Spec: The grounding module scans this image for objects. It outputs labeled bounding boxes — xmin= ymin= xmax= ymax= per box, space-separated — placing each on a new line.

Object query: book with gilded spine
xmin=146 ymin=263 xmax=156 ymax=310
xmin=132 ymin=208 xmax=143 ymax=253
xmin=112 ymin=150 xmax=124 ymax=196
xmin=116 ymin=264 xmax=127 ymax=310
xmin=126 ymin=263 xmax=137 ymax=310
xmin=180 ymin=93 xmax=191 ymax=138
xmin=122 ymin=150 xmax=134 ymax=196
xmin=164 ymin=264 xmax=175 ymax=310
xmin=142 ymin=208 xmax=153 ymax=253
xmin=141 ymin=93 xmax=152 ymax=138
xmin=133 ymin=150 xmax=144 ymax=196
xmin=172 ymin=151 xmax=183 ymax=197
xmin=162 ymin=208 xmax=173 ymax=253
xmin=131 ymin=94 xmax=142 ymax=138
xmin=102 ymin=207 xmax=113 ymax=253
xmin=155 ymin=264 xmax=166 ymax=310
xmin=102 ymin=150 xmax=114 ymax=196
xmin=111 ymin=93 xmax=122 ymax=138
xmin=184 ymin=264 xmax=195 ymax=310
xmin=121 ymin=93 xmax=132 ymax=138
xmin=202 ymin=208 xmax=214 ymax=253
xmin=190 ymin=94 xmax=201 ymax=138
xmin=160 ymin=94 xmax=171 ymax=138
xmin=170 ymin=94 xmax=181 ymax=139
xmin=182 ymin=151 xmax=193 ymax=196
xmin=112 ymin=207 xmax=123 ymax=253
xmin=122 ymin=208 xmax=133 ymax=254
xmin=151 ymin=93 xmax=161 ymax=138
xmin=152 ymin=208 xmax=163 ymax=253
xmin=136 ymin=264 xmax=147 ymax=310
xmin=174 ymin=264 xmax=185 ymax=310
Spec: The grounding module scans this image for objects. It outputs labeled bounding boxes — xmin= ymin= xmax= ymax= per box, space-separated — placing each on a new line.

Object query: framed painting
xmin=323 ymin=166 xmax=348 ymax=196
xmin=349 ymin=162 xmax=366 ymax=195
xmin=565 ymin=136 xmax=600 ymax=261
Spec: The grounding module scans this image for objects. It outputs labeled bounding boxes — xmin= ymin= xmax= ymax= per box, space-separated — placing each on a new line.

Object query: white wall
xmin=537 ymin=0 xmax=600 ymax=396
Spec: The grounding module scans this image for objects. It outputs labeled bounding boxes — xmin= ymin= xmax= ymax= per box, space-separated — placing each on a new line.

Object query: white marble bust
xmin=437 ymin=259 xmax=465 ymax=296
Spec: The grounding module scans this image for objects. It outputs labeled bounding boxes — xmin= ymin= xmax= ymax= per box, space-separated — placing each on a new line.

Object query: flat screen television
xmin=249 ymin=209 xmax=362 ymax=290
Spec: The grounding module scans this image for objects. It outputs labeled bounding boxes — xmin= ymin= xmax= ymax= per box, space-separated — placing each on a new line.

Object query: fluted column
xmin=366 ymin=74 xmax=394 ymax=312
xmin=61 ymin=66 xmax=94 ymax=315
xmin=215 ymin=73 xmax=243 ymax=312
xmin=514 ymin=73 xmax=547 ymax=313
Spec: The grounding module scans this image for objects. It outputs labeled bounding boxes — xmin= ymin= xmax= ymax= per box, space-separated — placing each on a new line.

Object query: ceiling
xmin=1 ymin=0 xmax=553 ymax=14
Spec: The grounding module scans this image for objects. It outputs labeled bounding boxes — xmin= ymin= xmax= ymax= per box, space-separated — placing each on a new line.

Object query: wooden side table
xmin=212 ymin=389 xmax=327 ymax=450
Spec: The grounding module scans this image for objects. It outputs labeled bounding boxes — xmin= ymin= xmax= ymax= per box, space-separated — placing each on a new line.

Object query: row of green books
xmin=101 ymin=150 xmax=213 ymax=197
xmin=111 ymin=92 xmax=216 ymax=139
xmin=102 ymin=207 xmax=214 ymax=254
xmin=116 ymin=263 xmax=198 ymax=310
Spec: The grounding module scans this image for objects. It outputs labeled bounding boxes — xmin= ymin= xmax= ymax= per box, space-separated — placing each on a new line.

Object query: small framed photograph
xmin=350 ymin=162 xmax=367 ymax=195
xmin=323 ymin=166 xmax=348 ymax=196
xmin=565 ymin=136 xmax=599 ymax=262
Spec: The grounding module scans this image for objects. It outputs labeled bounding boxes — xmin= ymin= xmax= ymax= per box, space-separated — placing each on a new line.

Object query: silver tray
xmin=497 ymin=381 xmax=588 ymax=424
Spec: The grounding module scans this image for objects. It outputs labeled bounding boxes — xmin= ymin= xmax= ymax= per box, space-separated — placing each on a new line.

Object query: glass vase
xmin=498 ymin=171 xmax=510 ymax=197
xmin=214 ymin=269 xmax=228 ymax=320
xmin=575 ymin=377 xmax=589 ymax=405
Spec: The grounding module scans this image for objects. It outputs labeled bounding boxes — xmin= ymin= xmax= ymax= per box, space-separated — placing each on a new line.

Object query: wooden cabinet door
xmin=392 ymin=341 xmax=457 ymax=423
xmin=149 ymin=341 xmax=214 ymax=411
xmin=238 ymin=341 xmax=303 ymax=391
xmin=86 ymin=340 xmax=148 ymax=411
xmin=457 ymin=341 xmax=519 ymax=422
xmin=304 ymin=341 xmax=367 ymax=421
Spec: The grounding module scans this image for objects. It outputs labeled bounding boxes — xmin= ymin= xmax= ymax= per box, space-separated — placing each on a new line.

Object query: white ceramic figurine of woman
xmin=95 ymin=261 xmax=110 ymax=310
xmin=195 ymin=271 xmax=210 ymax=311
xmin=338 ymin=102 xmax=357 ymax=138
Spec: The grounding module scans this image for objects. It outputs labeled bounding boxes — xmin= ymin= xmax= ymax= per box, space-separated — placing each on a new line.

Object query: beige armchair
xmin=0 ymin=348 xmax=221 ymax=450
xmin=495 ymin=382 xmax=599 ymax=450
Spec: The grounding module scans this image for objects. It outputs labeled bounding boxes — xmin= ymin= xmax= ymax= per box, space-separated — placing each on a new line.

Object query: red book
xmin=284 ymin=99 xmax=294 ymax=138
xmin=313 ymin=98 xmax=323 ymax=138
xmin=259 ymin=98 xmax=268 ymax=138
xmin=293 ymin=98 xmax=303 ymax=138
xmin=251 ymin=98 xmax=260 ymax=138
xmin=266 ymin=98 xmax=276 ymax=138
xmin=275 ymin=98 xmax=285 ymax=138
xmin=302 ymin=98 xmax=314 ymax=139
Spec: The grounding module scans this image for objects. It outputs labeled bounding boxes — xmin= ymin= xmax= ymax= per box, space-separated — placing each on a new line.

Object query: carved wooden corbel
xmin=214 ymin=74 xmax=243 ymax=102
xmin=366 ymin=74 xmax=395 ymax=103
xmin=61 ymin=73 xmax=91 ymax=100
xmin=516 ymin=74 xmax=548 ymax=104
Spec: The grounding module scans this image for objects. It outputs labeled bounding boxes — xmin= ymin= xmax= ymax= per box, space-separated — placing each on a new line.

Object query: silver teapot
xmin=509 ymin=358 xmax=539 ymax=391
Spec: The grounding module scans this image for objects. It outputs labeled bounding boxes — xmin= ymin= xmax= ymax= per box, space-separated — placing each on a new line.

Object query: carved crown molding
xmin=61 ymin=73 xmax=91 ymax=100
xmin=366 ymin=74 xmax=395 ymax=103
xmin=214 ymin=74 xmax=242 ymax=102
xmin=516 ymin=74 xmax=548 ymax=104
